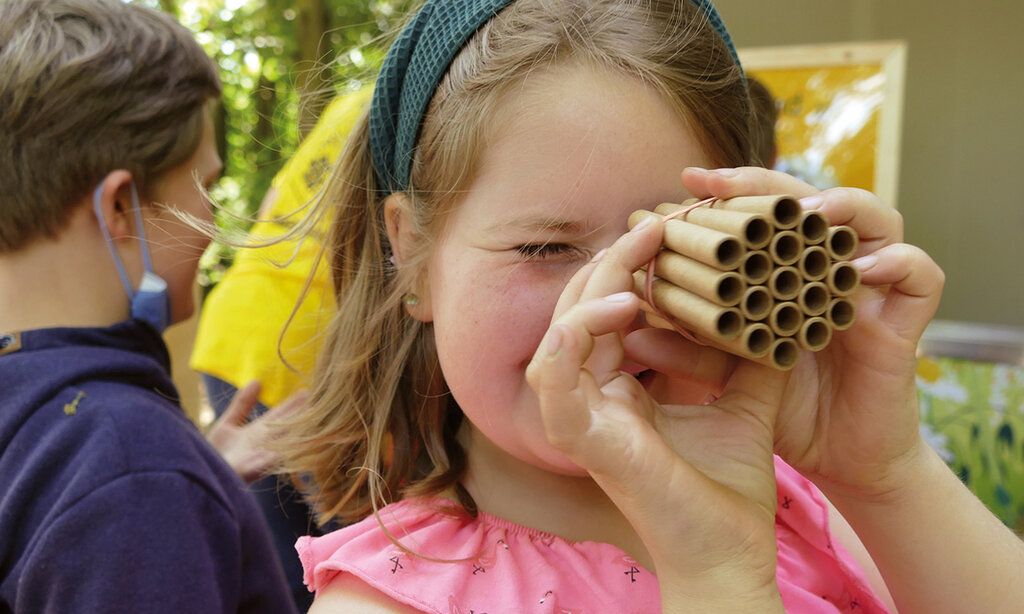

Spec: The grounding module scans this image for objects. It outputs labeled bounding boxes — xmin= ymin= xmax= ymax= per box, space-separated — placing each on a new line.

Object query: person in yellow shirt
xmin=191 ymin=85 xmax=372 ymax=610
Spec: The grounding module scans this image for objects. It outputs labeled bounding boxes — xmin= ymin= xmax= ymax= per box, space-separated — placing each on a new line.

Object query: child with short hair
xmin=0 ymin=0 xmax=294 ymax=611
xmin=279 ymin=0 xmax=1024 ymax=612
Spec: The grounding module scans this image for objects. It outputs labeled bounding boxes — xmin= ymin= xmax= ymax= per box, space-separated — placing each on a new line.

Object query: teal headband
xmin=369 ymin=0 xmax=741 ymax=194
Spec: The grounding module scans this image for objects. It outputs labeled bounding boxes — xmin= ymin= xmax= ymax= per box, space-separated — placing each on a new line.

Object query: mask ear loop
xmin=127 ymin=183 xmax=158 ymax=276
xmin=92 ymin=184 xmax=136 ymax=299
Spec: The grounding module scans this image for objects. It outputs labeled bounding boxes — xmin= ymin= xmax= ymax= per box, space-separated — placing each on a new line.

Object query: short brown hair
xmin=0 ymin=0 xmax=221 ymax=252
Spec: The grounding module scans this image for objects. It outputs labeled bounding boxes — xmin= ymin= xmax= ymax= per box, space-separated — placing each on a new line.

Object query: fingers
xmin=551 ymin=215 xmax=665 ymax=320
xmin=853 ymin=243 xmax=945 ymax=341
xmin=270 ymin=389 xmax=309 ymax=419
xmin=622 ymin=328 xmax=734 ymax=388
xmin=800 ymin=188 xmax=903 ymax=256
xmin=527 ymin=293 xmax=643 ymax=452
xmin=217 ymin=380 xmax=261 ymax=427
xmin=681 ymin=167 xmax=819 ymax=200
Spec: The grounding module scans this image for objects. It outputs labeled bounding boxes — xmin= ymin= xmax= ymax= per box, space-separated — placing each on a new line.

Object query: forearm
xmin=825 ymin=444 xmax=1024 ymax=613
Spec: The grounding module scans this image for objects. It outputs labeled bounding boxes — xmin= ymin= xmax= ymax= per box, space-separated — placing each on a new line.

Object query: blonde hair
xmin=275 ymin=0 xmax=755 ymax=525
xmin=0 ymin=0 xmax=220 ymax=252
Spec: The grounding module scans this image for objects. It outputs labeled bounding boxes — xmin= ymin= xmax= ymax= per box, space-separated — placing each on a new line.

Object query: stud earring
xmin=402 ymin=293 xmax=419 ymax=306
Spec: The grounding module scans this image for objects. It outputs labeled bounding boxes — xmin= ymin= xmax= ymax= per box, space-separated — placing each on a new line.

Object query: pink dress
xmin=297 ymin=457 xmax=890 ymax=613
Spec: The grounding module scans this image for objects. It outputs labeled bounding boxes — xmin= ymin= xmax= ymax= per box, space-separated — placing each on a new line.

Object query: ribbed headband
xmin=369 ymin=0 xmax=741 ymax=194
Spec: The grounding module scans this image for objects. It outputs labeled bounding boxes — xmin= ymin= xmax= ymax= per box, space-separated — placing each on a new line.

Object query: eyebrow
xmin=484 ymin=214 xmax=592 ymax=236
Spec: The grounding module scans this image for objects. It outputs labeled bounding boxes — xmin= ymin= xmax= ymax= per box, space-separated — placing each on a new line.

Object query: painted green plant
xmin=917 ymin=357 xmax=1024 ymax=531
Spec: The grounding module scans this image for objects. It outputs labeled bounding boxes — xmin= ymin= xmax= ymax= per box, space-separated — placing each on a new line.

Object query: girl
xmin=279 ymin=0 xmax=1024 ymax=612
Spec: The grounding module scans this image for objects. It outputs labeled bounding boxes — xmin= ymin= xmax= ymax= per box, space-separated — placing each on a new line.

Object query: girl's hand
xmin=525 ymin=216 xmax=786 ymax=610
xmin=681 ymin=167 xmax=945 ymax=505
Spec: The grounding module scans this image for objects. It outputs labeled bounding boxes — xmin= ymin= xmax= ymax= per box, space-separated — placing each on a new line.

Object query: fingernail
xmin=604 ymin=292 xmax=634 ymax=303
xmin=800 ymin=195 xmax=823 ymax=210
xmin=544 ymin=326 xmax=564 ymax=355
xmin=686 ymin=166 xmax=709 ymax=176
xmin=712 ymin=168 xmax=739 ymax=177
xmin=630 ymin=216 xmax=653 ymax=233
xmin=590 ymin=248 xmax=607 ymax=263
xmin=853 ymin=255 xmax=878 ymax=271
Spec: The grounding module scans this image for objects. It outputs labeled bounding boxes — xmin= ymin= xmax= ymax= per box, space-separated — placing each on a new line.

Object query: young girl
xmin=277 ymin=0 xmax=1024 ymax=612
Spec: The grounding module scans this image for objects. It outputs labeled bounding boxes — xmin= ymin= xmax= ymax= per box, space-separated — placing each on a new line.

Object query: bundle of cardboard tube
xmin=628 ymin=195 xmax=859 ymax=371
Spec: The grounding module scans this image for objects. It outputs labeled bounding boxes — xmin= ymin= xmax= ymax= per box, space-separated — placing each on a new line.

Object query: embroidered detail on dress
xmin=389 ymin=554 xmax=404 ymax=574
xmin=447 ymin=595 xmax=487 ymax=614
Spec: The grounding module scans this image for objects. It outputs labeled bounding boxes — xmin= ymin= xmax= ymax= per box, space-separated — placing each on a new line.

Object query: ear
xmin=383 ymin=193 xmax=432 ymax=322
xmin=92 ymin=170 xmax=137 ymax=241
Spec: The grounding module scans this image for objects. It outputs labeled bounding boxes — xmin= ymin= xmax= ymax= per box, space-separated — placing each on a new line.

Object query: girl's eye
xmin=515 ymin=243 xmax=585 ymax=261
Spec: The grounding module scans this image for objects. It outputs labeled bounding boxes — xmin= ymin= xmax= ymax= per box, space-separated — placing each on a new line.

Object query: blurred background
xmin=139 ymin=0 xmax=1024 ymax=530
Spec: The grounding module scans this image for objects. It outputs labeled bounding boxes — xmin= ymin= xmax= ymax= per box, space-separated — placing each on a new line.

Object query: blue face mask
xmin=92 ymin=182 xmax=171 ymax=333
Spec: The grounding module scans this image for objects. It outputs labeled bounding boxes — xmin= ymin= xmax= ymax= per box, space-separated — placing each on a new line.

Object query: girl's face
xmin=425 ymin=65 xmax=712 ymax=474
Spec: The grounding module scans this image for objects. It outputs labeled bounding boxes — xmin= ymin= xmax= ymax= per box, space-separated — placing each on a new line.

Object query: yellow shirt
xmin=190 ymin=86 xmax=372 ymax=406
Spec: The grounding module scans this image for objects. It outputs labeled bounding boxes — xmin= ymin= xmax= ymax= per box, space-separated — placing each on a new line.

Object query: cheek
xmin=432 ymin=263 xmax=568 ymax=400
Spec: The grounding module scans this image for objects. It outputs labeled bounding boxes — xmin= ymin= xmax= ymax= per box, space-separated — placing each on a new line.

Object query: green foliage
xmin=133 ymin=0 xmax=415 ymax=288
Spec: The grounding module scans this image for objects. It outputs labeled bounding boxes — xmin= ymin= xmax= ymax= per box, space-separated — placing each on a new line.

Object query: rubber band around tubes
xmin=642 ymin=196 xmax=722 ymax=405
xmin=643 ymin=197 xmax=719 ymax=344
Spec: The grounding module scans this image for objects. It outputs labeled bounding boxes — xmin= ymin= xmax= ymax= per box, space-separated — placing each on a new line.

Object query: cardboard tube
xmin=629 ymin=210 xmax=743 ymax=270
xmin=654 ymin=251 xmax=745 ymax=307
xmin=655 ymin=203 xmax=772 ymax=250
xmin=826 ymin=225 xmax=859 ymax=260
xmin=632 ymin=272 xmax=744 ymax=339
xmin=827 ymin=297 xmax=856 ymax=330
xmin=799 ymin=210 xmax=829 ymax=245
xmin=797 ymin=281 xmax=830 ymax=317
xmin=798 ymin=246 xmax=829 ymax=281
xmin=797 ymin=317 xmax=832 ymax=351
xmin=709 ymin=195 xmax=801 ymax=229
xmin=740 ymin=286 xmax=772 ymax=321
xmin=746 ymin=337 xmax=799 ymax=371
xmin=768 ymin=266 xmax=801 ymax=300
xmin=740 ymin=250 xmax=772 ymax=285
xmin=768 ymin=230 xmax=803 ymax=266
xmin=704 ymin=323 xmax=773 ymax=359
xmin=826 ymin=261 xmax=860 ymax=297
xmin=768 ymin=302 xmax=803 ymax=337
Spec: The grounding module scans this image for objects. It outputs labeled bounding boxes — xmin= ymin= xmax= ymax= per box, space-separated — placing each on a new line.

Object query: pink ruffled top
xmin=297 ymin=457 xmax=890 ymax=613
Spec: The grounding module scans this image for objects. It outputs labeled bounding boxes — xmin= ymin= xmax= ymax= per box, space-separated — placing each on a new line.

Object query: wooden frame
xmin=739 ymin=41 xmax=907 ymax=208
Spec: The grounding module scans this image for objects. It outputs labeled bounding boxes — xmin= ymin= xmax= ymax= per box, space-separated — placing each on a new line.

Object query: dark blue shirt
xmin=0 ymin=321 xmax=297 ymax=613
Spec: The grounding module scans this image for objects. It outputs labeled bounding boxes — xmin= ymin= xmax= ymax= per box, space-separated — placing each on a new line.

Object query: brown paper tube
xmin=798 ymin=211 xmax=829 ymax=245
xmin=703 ymin=323 xmax=773 ymax=359
xmin=826 ymin=297 xmax=856 ymax=330
xmin=740 ymin=250 xmax=771 ymax=285
xmin=629 ymin=210 xmax=743 ymax=270
xmin=654 ymin=251 xmax=745 ymax=307
xmin=747 ymin=337 xmax=799 ymax=371
xmin=710 ymin=195 xmax=801 ymax=229
xmin=740 ymin=286 xmax=772 ymax=321
xmin=798 ymin=246 xmax=829 ymax=281
xmin=797 ymin=282 xmax=830 ymax=317
xmin=826 ymin=261 xmax=860 ymax=297
xmin=632 ymin=273 xmax=744 ymax=340
xmin=768 ymin=266 xmax=801 ymax=301
xmin=655 ymin=203 xmax=772 ymax=250
xmin=826 ymin=225 xmax=858 ymax=260
xmin=797 ymin=317 xmax=833 ymax=352
xmin=768 ymin=302 xmax=803 ymax=337
xmin=768 ymin=230 xmax=803 ymax=266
